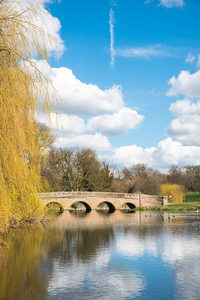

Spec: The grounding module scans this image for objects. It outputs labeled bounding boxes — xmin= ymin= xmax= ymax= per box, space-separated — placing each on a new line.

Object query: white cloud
xmin=185 ymin=53 xmax=200 ymax=68
xmin=105 ymin=138 xmax=200 ymax=170
xmin=35 ymin=60 xmax=200 ymax=170
xmin=33 ymin=60 xmax=125 ymax=116
xmin=166 ymin=71 xmax=200 ymax=147
xmin=39 ymin=106 xmax=144 ymax=151
xmin=169 ymin=98 xmax=200 ymax=115
xmin=153 ymin=138 xmax=200 ymax=167
xmin=111 ymin=0 xmax=118 ymax=6
xmin=35 ymin=60 xmax=145 ymax=153
xmin=48 ymin=65 xmax=124 ymax=116
xmin=110 ymin=44 xmax=172 ymax=66
xmin=35 ymin=2 xmax=65 ymax=58
xmin=6 ymin=0 xmax=65 ymax=58
xmin=115 ymin=45 xmax=171 ymax=59
xmin=87 ymin=108 xmax=144 ymax=136
xmin=145 ymin=0 xmax=184 ymax=7
xmin=167 ymin=99 xmax=200 ymax=146
xmin=159 ymin=0 xmax=184 ymax=7
xmin=108 ymin=145 xmax=156 ymax=168
xmin=167 ymin=70 xmax=200 ymax=98
xmin=38 ymin=113 xmax=112 ymax=151
xmin=50 ymin=114 xmax=88 ymax=135
xmin=55 ymin=134 xmax=112 ymax=152
xmin=185 ymin=52 xmax=196 ymax=64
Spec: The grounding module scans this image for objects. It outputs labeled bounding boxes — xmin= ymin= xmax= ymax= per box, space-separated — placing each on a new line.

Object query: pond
xmin=0 ymin=210 xmax=200 ymax=300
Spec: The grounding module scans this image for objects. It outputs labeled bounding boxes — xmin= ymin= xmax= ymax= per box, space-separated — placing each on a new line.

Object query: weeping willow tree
xmin=0 ymin=0 xmax=58 ymax=232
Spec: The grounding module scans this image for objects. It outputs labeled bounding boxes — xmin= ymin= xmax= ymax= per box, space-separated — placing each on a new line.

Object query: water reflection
xmin=0 ymin=211 xmax=200 ymax=299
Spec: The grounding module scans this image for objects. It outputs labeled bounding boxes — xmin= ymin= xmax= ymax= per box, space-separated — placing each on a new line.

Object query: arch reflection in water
xmin=69 ymin=210 xmax=88 ymax=218
xmin=96 ymin=210 xmax=115 ymax=216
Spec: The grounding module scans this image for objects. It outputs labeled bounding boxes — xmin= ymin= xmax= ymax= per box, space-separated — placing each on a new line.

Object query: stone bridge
xmin=39 ymin=192 xmax=168 ymax=212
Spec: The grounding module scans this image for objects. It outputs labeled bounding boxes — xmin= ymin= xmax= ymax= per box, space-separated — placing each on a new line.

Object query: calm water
xmin=0 ymin=210 xmax=200 ymax=300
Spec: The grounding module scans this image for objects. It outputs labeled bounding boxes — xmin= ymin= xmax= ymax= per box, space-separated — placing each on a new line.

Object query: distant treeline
xmin=112 ymin=164 xmax=200 ymax=195
xmin=41 ymin=147 xmax=200 ymax=196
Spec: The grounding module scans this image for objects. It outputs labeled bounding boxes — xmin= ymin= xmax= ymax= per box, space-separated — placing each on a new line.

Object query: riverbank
xmin=137 ymin=202 xmax=200 ymax=212
xmin=0 ymin=205 xmax=61 ymax=241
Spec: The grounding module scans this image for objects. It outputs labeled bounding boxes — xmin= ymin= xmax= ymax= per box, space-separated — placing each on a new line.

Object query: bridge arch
xmin=96 ymin=201 xmax=116 ymax=212
xmin=120 ymin=202 xmax=136 ymax=210
xmin=45 ymin=201 xmax=64 ymax=214
xmin=69 ymin=201 xmax=91 ymax=212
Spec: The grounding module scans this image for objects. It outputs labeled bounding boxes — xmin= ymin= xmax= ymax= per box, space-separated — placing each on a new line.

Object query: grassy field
xmin=185 ymin=192 xmax=200 ymax=202
xmin=137 ymin=193 xmax=200 ymax=211
xmin=137 ymin=202 xmax=200 ymax=212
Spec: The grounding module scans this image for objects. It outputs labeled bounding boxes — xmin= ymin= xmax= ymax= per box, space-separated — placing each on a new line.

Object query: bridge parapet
xmin=38 ymin=191 xmax=140 ymax=200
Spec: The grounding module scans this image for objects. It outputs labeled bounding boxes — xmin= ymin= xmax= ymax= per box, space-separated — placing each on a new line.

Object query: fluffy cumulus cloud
xmin=130 ymin=69 xmax=200 ymax=169
xmin=35 ymin=2 xmax=65 ymax=57
xmin=169 ymin=98 xmax=200 ymax=115
xmin=55 ymin=134 xmax=112 ymax=152
xmin=36 ymin=61 xmax=200 ymax=168
xmin=87 ymin=108 xmax=144 ymax=136
xmin=167 ymin=70 xmax=200 ymax=98
xmin=36 ymin=61 xmax=144 ymax=152
xmin=52 ymin=108 xmax=144 ymax=136
xmin=105 ymin=138 xmax=200 ymax=170
xmin=40 ymin=107 xmax=143 ymax=151
xmin=44 ymin=64 xmax=124 ymax=116
xmin=35 ymin=59 xmax=200 ymax=170
xmin=165 ymin=70 xmax=200 ymax=148
xmin=38 ymin=113 xmax=112 ymax=151
xmin=9 ymin=0 xmax=65 ymax=58
xmin=108 ymin=145 xmax=156 ymax=168
xmin=153 ymin=138 xmax=200 ymax=167
xmin=167 ymin=99 xmax=200 ymax=146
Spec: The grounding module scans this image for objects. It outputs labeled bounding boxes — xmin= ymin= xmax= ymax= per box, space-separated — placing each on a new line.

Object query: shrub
xmin=161 ymin=183 xmax=184 ymax=203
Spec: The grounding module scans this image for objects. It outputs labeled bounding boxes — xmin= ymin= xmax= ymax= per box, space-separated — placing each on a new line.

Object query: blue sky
xmin=36 ymin=0 xmax=200 ymax=171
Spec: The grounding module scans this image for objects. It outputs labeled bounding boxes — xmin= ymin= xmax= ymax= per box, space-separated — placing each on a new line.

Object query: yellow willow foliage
xmin=0 ymin=0 xmax=58 ymax=232
xmin=161 ymin=183 xmax=184 ymax=203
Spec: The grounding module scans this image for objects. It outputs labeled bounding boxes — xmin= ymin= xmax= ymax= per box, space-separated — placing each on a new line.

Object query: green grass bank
xmin=185 ymin=192 xmax=200 ymax=202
